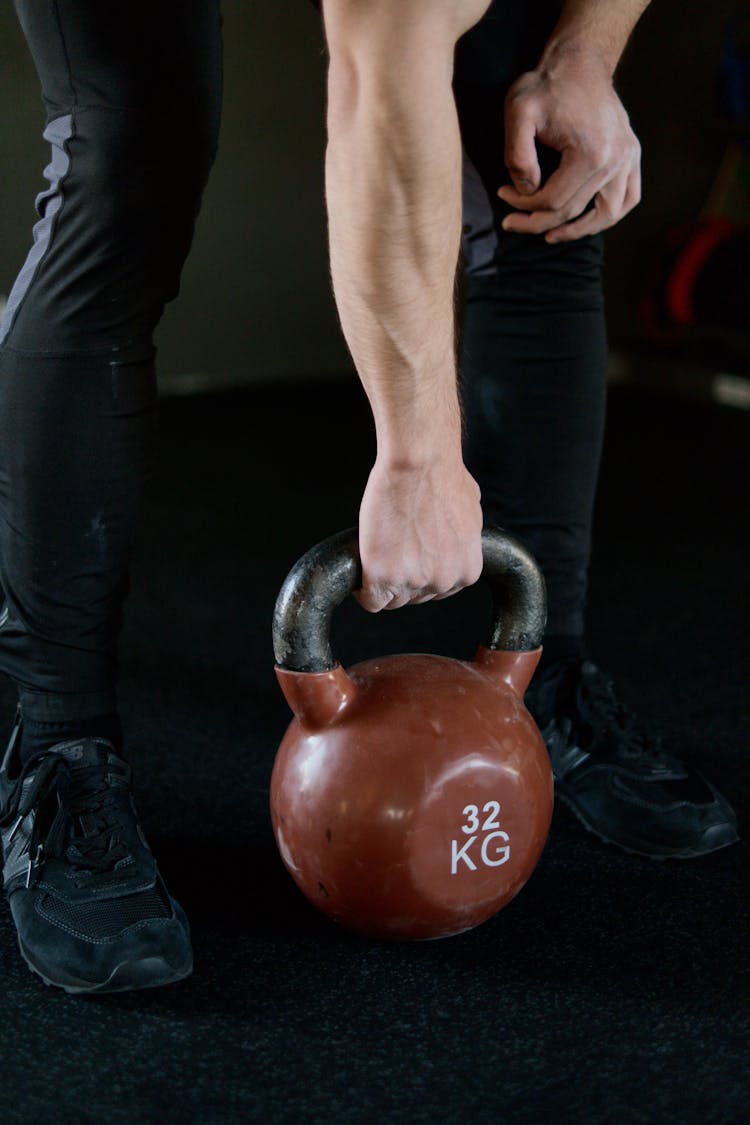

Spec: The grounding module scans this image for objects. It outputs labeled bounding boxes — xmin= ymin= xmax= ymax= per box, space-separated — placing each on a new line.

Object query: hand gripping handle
xmin=272 ymin=526 xmax=546 ymax=674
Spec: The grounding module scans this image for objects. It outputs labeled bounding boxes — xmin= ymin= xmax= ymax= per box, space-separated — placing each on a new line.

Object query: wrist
xmin=537 ymin=0 xmax=652 ymax=80
xmin=375 ymin=413 xmax=463 ymax=471
xmin=538 ymin=37 xmax=618 ymax=82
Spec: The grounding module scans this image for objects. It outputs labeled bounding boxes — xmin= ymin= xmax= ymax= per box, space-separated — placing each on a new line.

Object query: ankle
xmin=18 ymin=711 xmax=123 ymax=765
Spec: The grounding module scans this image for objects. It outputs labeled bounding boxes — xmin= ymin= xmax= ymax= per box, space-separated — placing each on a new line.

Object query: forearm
xmin=540 ymin=0 xmax=652 ymax=76
xmin=324 ymin=20 xmax=466 ymax=467
xmin=320 ymin=4 xmax=489 ymax=610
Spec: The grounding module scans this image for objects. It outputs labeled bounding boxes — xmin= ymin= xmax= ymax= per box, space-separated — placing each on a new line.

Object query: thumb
xmin=502 ymin=104 xmax=541 ymax=196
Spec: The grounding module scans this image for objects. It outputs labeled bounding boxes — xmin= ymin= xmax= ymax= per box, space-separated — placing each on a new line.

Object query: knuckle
xmin=599 ymin=142 xmax=614 ymax=168
xmin=560 ymin=201 xmax=583 ymax=222
xmin=584 ymin=137 xmax=616 ymax=175
xmin=358 ymin=591 xmax=383 ymax=614
xmin=408 ymin=571 xmax=430 ymax=593
xmin=505 ymin=82 xmax=534 ymax=109
xmin=534 ymin=215 xmax=558 ymax=233
xmin=367 ymin=580 xmax=397 ymax=606
xmin=547 ymin=192 xmax=570 ymax=216
xmin=623 ymin=184 xmax=639 ymax=209
xmin=506 ymin=160 xmax=530 ymax=179
xmin=466 ymin=560 xmax=483 ymax=587
xmin=441 ymin=572 xmax=461 ymax=596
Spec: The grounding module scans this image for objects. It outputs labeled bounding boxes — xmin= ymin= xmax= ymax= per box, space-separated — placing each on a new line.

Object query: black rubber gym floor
xmin=1 ymin=376 xmax=748 ymax=1124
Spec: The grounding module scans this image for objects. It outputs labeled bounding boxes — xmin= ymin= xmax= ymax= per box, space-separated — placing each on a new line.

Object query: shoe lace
xmin=577 ymin=667 xmax=666 ymax=763
xmin=1 ymin=751 xmax=131 ymax=886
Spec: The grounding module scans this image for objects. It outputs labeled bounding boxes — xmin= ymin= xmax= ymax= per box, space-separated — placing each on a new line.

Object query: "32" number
xmin=461 ymin=802 xmax=501 ymax=835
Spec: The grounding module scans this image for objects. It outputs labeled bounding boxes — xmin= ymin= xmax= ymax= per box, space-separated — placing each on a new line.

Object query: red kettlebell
xmin=270 ymin=527 xmax=553 ymax=940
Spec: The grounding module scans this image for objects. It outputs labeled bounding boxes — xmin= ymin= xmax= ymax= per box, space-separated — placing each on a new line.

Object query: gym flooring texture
xmin=1 ymin=376 xmax=748 ymax=1124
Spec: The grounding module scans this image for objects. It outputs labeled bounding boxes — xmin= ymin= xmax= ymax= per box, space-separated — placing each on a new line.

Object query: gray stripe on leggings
xmin=461 ymin=151 xmax=499 ymax=279
xmin=0 ymin=114 xmax=73 ymax=347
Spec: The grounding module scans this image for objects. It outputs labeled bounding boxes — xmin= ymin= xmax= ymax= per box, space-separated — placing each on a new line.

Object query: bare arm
xmin=322 ymin=0 xmax=490 ymax=611
xmin=498 ymin=0 xmax=652 ymax=242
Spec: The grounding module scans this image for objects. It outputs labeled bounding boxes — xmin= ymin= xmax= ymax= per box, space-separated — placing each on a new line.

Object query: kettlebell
xmin=270 ymin=527 xmax=553 ymax=940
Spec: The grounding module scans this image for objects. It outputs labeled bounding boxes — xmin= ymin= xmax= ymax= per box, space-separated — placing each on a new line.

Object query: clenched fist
xmin=356 ymin=453 xmax=484 ymax=613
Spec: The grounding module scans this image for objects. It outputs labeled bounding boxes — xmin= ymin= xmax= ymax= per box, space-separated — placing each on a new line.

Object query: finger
xmin=622 ymin=160 xmax=641 ymax=215
xmin=500 ymin=170 xmax=615 ymax=237
xmin=356 ymin=574 xmax=474 ymax=610
xmin=432 ymin=583 xmax=465 ymax=602
xmin=503 ymin=154 xmax=628 ymax=237
xmin=352 ymin=591 xmax=382 ymax=613
xmin=391 ymin=576 xmax=466 ymax=608
xmin=408 ymin=592 xmax=440 ymax=606
xmin=377 ymin=580 xmax=440 ymax=611
xmin=498 ymin=148 xmax=599 ymax=217
xmin=380 ymin=590 xmax=424 ymax=611
xmin=548 ymin=146 xmax=640 ymax=242
xmin=546 ymin=190 xmax=620 ymax=241
xmin=353 ymin=585 xmax=395 ymax=613
xmin=410 ymin=583 xmax=464 ymax=605
xmin=503 ymin=104 xmax=542 ymax=196
xmin=544 ymin=167 xmax=631 ymax=243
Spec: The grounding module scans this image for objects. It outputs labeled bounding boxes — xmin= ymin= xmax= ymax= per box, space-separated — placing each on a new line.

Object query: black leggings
xmin=0 ymin=0 xmax=604 ymax=720
xmin=1 ymin=1 xmax=222 ymax=719
xmin=456 ymin=2 xmax=607 ymax=639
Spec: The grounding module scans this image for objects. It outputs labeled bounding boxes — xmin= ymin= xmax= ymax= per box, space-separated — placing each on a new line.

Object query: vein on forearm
xmin=325 ymin=65 xmax=463 ymax=449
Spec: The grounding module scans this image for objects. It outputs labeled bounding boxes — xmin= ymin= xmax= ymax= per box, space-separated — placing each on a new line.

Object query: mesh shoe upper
xmin=35 ymin=883 xmax=172 ymax=940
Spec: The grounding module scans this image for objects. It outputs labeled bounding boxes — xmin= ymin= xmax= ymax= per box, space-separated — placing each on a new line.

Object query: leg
xmin=0 ymin=0 xmax=222 ymax=729
xmin=0 ymin=0 xmax=222 ymax=994
xmin=460 ymin=161 xmax=607 ymax=646
xmin=454 ymin=0 xmax=604 ymax=648
xmin=453 ymin=3 xmax=738 ymax=859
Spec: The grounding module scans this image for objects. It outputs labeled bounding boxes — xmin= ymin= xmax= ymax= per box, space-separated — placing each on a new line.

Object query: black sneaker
xmin=525 ymin=660 xmax=740 ymax=859
xmin=0 ymin=713 xmax=192 ymax=993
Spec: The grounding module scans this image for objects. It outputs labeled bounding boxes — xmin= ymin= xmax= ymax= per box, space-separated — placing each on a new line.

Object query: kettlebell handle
xmin=273 ymin=527 xmax=546 ymax=673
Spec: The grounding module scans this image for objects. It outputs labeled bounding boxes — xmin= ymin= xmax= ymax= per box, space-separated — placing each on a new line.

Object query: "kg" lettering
xmin=451 ymin=836 xmax=478 ymax=873
xmin=450 ymin=799 xmax=511 ymax=874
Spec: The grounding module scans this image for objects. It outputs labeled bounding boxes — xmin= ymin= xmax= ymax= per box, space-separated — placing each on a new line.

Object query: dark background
xmin=0 ymin=0 xmax=744 ymax=384
xmin=0 ymin=4 xmax=748 ymax=1123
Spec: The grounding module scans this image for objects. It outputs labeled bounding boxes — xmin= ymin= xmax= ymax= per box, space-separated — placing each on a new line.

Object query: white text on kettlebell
xmin=451 ymin=802 xmax=510 ymax=874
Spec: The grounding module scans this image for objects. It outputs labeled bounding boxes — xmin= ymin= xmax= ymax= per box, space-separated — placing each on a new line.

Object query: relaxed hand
xmin=497 ymin=47 xmax=641 ymax=243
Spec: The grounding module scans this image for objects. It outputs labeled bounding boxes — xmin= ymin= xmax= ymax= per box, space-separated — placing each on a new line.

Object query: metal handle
xmin=272 ymin=526 xmax=546 ymax=673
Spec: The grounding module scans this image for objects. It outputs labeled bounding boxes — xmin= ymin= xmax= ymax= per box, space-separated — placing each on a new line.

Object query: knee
xmin=75 ymin=109 xmax=217 ymax=239
xmin=3 ymin=108 xmax=218 ymax=355
xmin=463 ymin=222 xmax=606 ymax=313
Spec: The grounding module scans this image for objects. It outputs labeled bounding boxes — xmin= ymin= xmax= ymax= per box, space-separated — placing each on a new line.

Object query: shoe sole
xmin=556 ymin=791 xmax=740 ymax=860
xmin=17 ymin=936 xmax=194 ymax=995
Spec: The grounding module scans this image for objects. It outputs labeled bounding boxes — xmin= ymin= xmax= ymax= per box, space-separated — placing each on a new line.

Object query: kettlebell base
xmin=272 ymin=652 xmax=553 ymax=941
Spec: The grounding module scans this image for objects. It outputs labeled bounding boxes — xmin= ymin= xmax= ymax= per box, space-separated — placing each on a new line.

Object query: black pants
xmin=456 ymin=2 xmax=607 ymax=638
xmin=0 ymin=0 xmax=605 ymax=720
